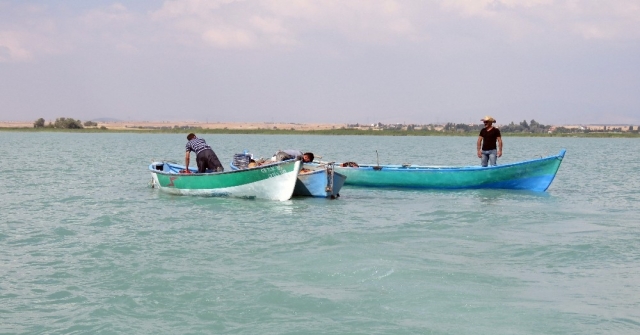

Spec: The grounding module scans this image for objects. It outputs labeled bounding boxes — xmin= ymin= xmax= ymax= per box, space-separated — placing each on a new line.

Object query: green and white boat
xmin=149 ymin=159 xmax=301 ymax=201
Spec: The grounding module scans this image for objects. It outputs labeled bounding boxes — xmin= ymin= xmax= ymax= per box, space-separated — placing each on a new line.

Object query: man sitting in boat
xmin=272 ymin=150 xmax=314 ymax=163
xmin=184 ymin=133 xmax=224 ymax=173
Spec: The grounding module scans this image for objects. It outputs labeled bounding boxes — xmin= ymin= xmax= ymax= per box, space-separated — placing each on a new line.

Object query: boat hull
xmin=293 ymin=166 xmax=347 ymax=198
xmin=334 ymin=149 xmax=566 ymax=192
xmin=230 ymin=159 xmax=346 ymax=198
xmin=149 ymin=160 xmax=301 ymax=201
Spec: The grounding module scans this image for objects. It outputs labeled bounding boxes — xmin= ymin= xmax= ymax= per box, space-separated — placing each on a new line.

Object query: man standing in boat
xmin=184 ymin=133 xmax=224 ymax=173
xmin=477 ymin=116 xmax=502 ymax=167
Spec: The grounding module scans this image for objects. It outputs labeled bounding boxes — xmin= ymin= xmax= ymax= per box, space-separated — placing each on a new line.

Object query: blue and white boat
xmin=293 ymin=162 xmax=346 ymax=198
xmin=230 ymin=153 xmax=347 ymax=198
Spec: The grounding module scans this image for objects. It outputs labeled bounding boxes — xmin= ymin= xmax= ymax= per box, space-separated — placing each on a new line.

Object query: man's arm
xmin=477 ymin=136 xmax=483 ymax=158
xmin=184 ymin=151 xmax=191 ymax=173
xmin=497 ymin=137 xmax=503 ymax=157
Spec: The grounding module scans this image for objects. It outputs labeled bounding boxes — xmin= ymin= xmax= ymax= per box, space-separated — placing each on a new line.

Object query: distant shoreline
xmin=0 ymin=121 xmax=349 ymax=131
xmin=1 ymin=121 xmax=639 ymax=138
xmin=1 ymin=120 xmax=635 ymax=131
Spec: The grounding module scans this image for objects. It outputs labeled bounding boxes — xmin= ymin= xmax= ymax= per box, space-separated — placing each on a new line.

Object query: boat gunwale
xmin=297 ymin=165 xmax=347 ymax=179
xmin=332 ymin=149 xmax=566 ymax=172
xmin=228 ymin=161 xmax=347 ymax=178
xmin=150 ymin=159 xmax=299 ymax=177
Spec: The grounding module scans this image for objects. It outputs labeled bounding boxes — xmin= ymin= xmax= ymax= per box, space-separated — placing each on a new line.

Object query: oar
xmin=373 ymin=150 xmax=382 ymax=170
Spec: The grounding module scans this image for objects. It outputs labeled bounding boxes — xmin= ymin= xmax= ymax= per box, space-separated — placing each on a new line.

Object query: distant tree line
xmin=500 ymin=120 xmax=551 ymax=133
xmin=33 ymin=118 xmax=105 ymax=129
xmin=412 ymin=119 xmax=552 ymax=133
xmin=29 ymin=117 xmax=637 ymax=134
xmin=349 ymin=119 xmax=639 ymax=134
xmin=127 ymin=125 xmax=201 ymax=130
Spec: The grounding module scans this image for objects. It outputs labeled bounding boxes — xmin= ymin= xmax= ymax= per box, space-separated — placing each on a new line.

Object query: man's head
xmin=187 ymin=133 xmax=196 ymax=140
xmin=480 ymin=116 xmax=496 ymax=127
xmin=302 ymin=152 xmax=314 ymax=163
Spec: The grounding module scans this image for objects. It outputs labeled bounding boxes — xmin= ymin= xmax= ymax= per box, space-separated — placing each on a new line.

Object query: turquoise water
xmin=1 ymin=132 xmax=639 ymax=334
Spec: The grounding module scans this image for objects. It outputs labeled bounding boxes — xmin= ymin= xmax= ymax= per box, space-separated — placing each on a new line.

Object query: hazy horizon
xmin=5 ymin=117 xmax=636 ymax=127
xmin=1 ymin=1 xmax=639 ymax=125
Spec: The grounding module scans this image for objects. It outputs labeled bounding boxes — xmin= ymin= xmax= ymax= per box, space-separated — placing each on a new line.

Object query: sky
xmin=1 ymin=0 xmax=639 ymax=125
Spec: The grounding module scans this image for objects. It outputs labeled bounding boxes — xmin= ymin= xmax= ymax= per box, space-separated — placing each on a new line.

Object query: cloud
xmin=0 ymin=31 xmax=33 ymax=61
xmin=440 ymin=0 xmax=555 ymax=17
xmin=201 ymin=27 xmax=256 ymax=49
xmin=80 ymin=3 xmax=134 ymax=27
xmin=2 ymin=0 xmax=639 ymax=62
xmin=566 ymin=1 xmax=640 ymax=40
xmin=259 ymin=0 xmax=423 ymax=44
xmin=150 ymin=0 xmax=260 ymax=49
xmin=0 ymin=4 xmax=59 ymax=62
xmin=150 ymin=0 xmax=425 ymax=49
xmin=77 ymin=3 xmax=141 ymax=53
xmin=440 ymin=0 xmax=640 ymax=41
xmin=144 ymin=0 xmax=640 ymax=56
xmin=0 ymin=3 xmax=133 ymax=62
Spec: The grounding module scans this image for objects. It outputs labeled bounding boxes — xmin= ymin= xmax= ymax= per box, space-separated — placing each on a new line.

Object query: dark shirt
xmin=185 ymin=138 xmax=212 ymax=155
xmin=479 ymin=128 xmax=501 ymax=151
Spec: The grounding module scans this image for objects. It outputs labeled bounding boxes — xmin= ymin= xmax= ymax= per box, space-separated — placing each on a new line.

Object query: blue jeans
xmin=481 ymin=149 xmax=497 ymax=167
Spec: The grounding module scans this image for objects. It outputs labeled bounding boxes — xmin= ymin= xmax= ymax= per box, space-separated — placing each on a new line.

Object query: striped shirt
xmin=185 ymin=137 xmax=212 ymax=155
